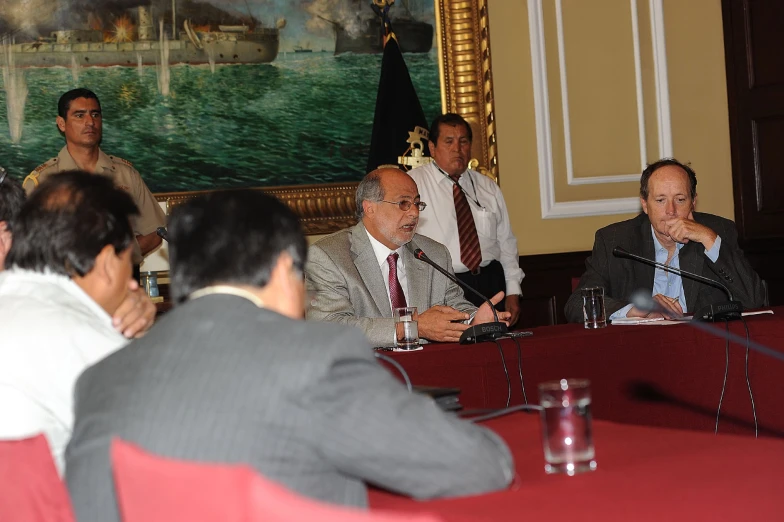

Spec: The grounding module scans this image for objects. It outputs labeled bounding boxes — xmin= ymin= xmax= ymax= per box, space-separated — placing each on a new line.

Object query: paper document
xmin=611 ymin=309 xmax=774 ymax=326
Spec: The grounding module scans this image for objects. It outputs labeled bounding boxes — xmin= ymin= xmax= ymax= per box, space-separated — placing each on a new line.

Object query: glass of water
xmin=393 ymin=306 xmax=419 ymax=350
xmin=582 ymin=287 xmax=607 ymax=329
xmin=538 ymin=379 xmax=597 ymax=475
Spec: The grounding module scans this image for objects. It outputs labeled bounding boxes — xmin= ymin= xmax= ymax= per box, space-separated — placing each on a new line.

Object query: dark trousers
xmin=455 ymin=260 xmax=507 ymax=311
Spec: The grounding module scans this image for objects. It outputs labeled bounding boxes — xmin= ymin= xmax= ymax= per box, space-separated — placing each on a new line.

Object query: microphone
xmin=630 ymin=290 xmax=783 ymax=362
xmin=612 ymin=246 xmax=742 ymax=322
xmin=156 ymin=227 xmax=169 ymax=241
xmin=412 ymin=247 xmax=509 ymax=344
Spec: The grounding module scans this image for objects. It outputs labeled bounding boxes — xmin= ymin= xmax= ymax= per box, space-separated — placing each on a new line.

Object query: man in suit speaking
xmin=565 ymin=158 xmax=765 ymax=322
xmin=306 ymin=167 xmax=509 ymax=347
xmin=65 ymin=189 xmax=514 ymax=522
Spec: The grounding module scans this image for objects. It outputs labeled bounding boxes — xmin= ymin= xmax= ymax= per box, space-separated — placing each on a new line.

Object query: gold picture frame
xmin=155 ymin=0 xmax=498 ymax=235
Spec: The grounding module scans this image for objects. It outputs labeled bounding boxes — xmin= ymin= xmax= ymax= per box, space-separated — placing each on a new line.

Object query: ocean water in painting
xmin=0 ymin=51 xmax=441 ymax=192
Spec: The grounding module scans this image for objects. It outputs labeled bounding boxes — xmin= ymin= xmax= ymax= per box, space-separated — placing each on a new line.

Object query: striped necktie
xmin=450 ymin=175 xmax=482 ymax=273
xmin=387 ymin=252 xmax=407 ymax=309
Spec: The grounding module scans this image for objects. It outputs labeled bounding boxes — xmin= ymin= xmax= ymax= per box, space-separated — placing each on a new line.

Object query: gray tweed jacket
xmin=305 ymin=221 xmax=476 ymax=347
xmin=65 ymin=294 xmax=512 ymax=521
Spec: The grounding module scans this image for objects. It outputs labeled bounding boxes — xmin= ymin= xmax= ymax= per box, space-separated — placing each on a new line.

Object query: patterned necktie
xmin=450 ymin=175 xmax=482 ymax=272
xmin=386 ymin=252 xmax=407 ymax=309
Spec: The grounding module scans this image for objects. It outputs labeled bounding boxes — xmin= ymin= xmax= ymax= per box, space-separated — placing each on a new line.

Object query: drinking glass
xmin=393 ymin=306 xmax=419 ymax=350
xmin=538 ymin=379 xmax=597 ymax=475
xmin=582 ymin=287 xmax=607 ymax=329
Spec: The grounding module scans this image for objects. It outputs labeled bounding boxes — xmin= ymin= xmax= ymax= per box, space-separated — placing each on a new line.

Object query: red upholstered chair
xmin=0 ymin=434 xmax=75 ymax=522
xmin=111 ymin=439 xmax=443 ymax=522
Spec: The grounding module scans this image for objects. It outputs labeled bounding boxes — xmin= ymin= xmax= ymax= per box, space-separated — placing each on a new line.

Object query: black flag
xmin=366 ymin=2 xmax=429 ymax=173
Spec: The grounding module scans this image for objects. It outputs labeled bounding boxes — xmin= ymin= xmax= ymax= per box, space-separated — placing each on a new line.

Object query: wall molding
xmin=529 ymin=0 xmax=673 ymax=218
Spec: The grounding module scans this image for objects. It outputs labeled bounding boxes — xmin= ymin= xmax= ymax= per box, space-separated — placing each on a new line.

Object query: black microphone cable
xmin=492 ymin=339 xmax=512 ymax=408
xmin=511 ymin=337 xmax=529 ymax=405
xmin=373 ymin=352 xmax=413 ymax=393
xmin=714 ymin=320 xmax=730 ymax=434
xmin=465 ymin=404 xmax=543 ymax=423
xmin=741 ymin=317 xmax=758 ymax=438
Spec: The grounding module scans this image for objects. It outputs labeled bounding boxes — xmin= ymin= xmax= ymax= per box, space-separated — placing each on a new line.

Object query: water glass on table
xmin=582 ymin=287 xmax=607 ymax=329
xmin=393 ymin=306 xmax=419 ymax=350
xmin=538 ymin=379 xmax=597 ymax=475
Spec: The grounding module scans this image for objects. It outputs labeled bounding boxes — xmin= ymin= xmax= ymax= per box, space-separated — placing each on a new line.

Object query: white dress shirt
xmin=408 ymin=162 xmax=524 ymax=296
xmin=365 ymin=228 xmax=410 ymax=309
xmin=0 ymin=269 xmax=127 ymax=473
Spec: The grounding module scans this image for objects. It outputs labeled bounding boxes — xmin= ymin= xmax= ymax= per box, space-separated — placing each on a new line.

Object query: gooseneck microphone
xmin=612 ymin=246 xmax=742 ymax=322
xmin=156 ymin=227 xmax=169 ymax=241
xmin=630 ymin=290 xmax=783 ymax=362
xmin=412 ymin=247 xmax=509 ymax=344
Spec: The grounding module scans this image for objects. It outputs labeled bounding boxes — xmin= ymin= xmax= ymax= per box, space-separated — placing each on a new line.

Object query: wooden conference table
xmin=381 ymin=308 xmax=784 ymax=437
xmin=369 ymin=413 xmax=783 ymax=521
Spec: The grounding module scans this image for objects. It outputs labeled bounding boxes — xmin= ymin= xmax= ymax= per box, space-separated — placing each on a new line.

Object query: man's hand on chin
xmin=416 ymin=305 xmax=469 ymax=343
xmin=664 ymin=211 xmax=718 ymax=249
xmin=474 ymin=291 xmax=511 ymax=325
xmin=113 ymin=280 xmax=156 ymax=338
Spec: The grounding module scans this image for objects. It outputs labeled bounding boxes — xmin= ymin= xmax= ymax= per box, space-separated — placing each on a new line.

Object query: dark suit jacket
xmin=565 ymin=212 xmax=765 ymax=323
xmin=305 ymin=221 xmax=476 ymax=347
xmin=65 ymin=295 xmax=512 ymax=522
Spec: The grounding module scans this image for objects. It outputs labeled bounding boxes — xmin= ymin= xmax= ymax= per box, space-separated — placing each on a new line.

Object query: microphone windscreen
xmin=630 ymin=289 xmax=657 ymax=312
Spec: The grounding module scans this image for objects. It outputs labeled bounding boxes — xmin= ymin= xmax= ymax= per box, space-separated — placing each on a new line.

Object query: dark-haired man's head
xmin=428 ymin=113 xmax=473 ymax=177
xmin=168 ymin=190 xmax=308 ymax=319
xmin=57 ymin=88 xmax=102 ymax=147
xmin=6 ymin=170 xmax=138 ymax=314
xmin=0 ymin=168 xmax=26 ymax=269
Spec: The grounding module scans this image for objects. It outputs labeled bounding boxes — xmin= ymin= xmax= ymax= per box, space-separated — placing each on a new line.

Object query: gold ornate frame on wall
xmin=155 ymin=0 xmax=498 ymax=235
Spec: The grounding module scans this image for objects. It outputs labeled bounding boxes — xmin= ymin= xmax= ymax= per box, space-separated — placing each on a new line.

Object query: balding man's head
xmin=7 ymin=170 xmax=139 ymax=314
xmin=357 ymin=167 xmax=424 ymax=250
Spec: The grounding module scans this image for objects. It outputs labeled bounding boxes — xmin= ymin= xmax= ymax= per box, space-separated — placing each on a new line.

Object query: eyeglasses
xmin=0 ymin=167 xmax=6 ymax=185
xmin=379 ymin=200 xmax=427 ymax=212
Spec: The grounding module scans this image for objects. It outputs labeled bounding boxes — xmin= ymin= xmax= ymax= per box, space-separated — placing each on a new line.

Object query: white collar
xmin=188 ymin=285 xmax=266 ymax=308
xmin=0 ymin=268 xmax=113 ymax=324
xmin=431 ymin=160 xmax=468 ymax=183
xmin=364 ymin=227 xmax=406 ymax=269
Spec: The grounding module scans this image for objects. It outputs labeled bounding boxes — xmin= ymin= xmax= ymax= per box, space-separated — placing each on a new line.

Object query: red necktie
xmin=451 ymin=175 xmax=482 ymax=273
xmin=386 ymin=252 xmax=407 ymax=309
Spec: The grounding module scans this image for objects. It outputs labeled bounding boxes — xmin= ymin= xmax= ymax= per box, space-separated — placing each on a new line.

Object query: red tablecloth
xmin=369 ymin=413 xmax=784 ymax=521
xmin=383 ymin=309 xmax=784 ymax=436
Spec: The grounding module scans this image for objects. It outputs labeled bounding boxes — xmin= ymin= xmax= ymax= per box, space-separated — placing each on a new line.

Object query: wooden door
xmin=722 ymin=0 xmax=784 ymax=305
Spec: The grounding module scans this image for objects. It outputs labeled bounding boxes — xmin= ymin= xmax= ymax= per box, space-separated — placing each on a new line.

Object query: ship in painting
xmin=2 ymin=5 xmax=281 ymax=68
xmin=323 ymin=0 xmax=433 ymax=55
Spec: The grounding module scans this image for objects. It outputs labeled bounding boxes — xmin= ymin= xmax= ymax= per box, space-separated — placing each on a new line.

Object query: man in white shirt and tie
xmin=305 ymin=167 xmax=508 ymax=347
xmin=408 ymin=114 xmax=524 ymax=326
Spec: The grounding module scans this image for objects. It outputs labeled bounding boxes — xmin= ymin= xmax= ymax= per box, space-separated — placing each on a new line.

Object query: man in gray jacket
xmin=65 ymin=189 xmax=514 ymax=522
xmin=306 ymin=167 xmax=509 ymax=347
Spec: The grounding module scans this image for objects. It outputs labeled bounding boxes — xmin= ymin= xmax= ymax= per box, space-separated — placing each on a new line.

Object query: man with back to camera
xmin=305 ymin=166 xmax=510 ymax=347
xmin=23 ymin=88 xmax=166 ymax=262
xmin=565 ymin=158 xmax=766 ymax=322
xmin=0 ymin=171 xmax=143 ymax=472
xmin=408 ymin=113 xmax=524 ymax=327
xmin=0 ymin=167 xmax=155 ymax=337
xmin=64 ymin=189 xmax=514 ymax=521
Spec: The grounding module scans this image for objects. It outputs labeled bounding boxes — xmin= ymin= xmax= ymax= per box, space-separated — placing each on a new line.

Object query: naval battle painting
xmin=0 ymin=0 xmax=440 ymax=192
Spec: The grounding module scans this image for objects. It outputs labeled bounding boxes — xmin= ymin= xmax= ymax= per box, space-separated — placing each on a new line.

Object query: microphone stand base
xmin=693 ymin=301 xmax=743 ymax=322
xmin=459 ymin=322 xmax=509 ymax=344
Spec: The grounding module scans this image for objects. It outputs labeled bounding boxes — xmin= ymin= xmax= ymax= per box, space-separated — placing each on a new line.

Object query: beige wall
xmin=488 ymin=0 xmax=733 ymax=255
